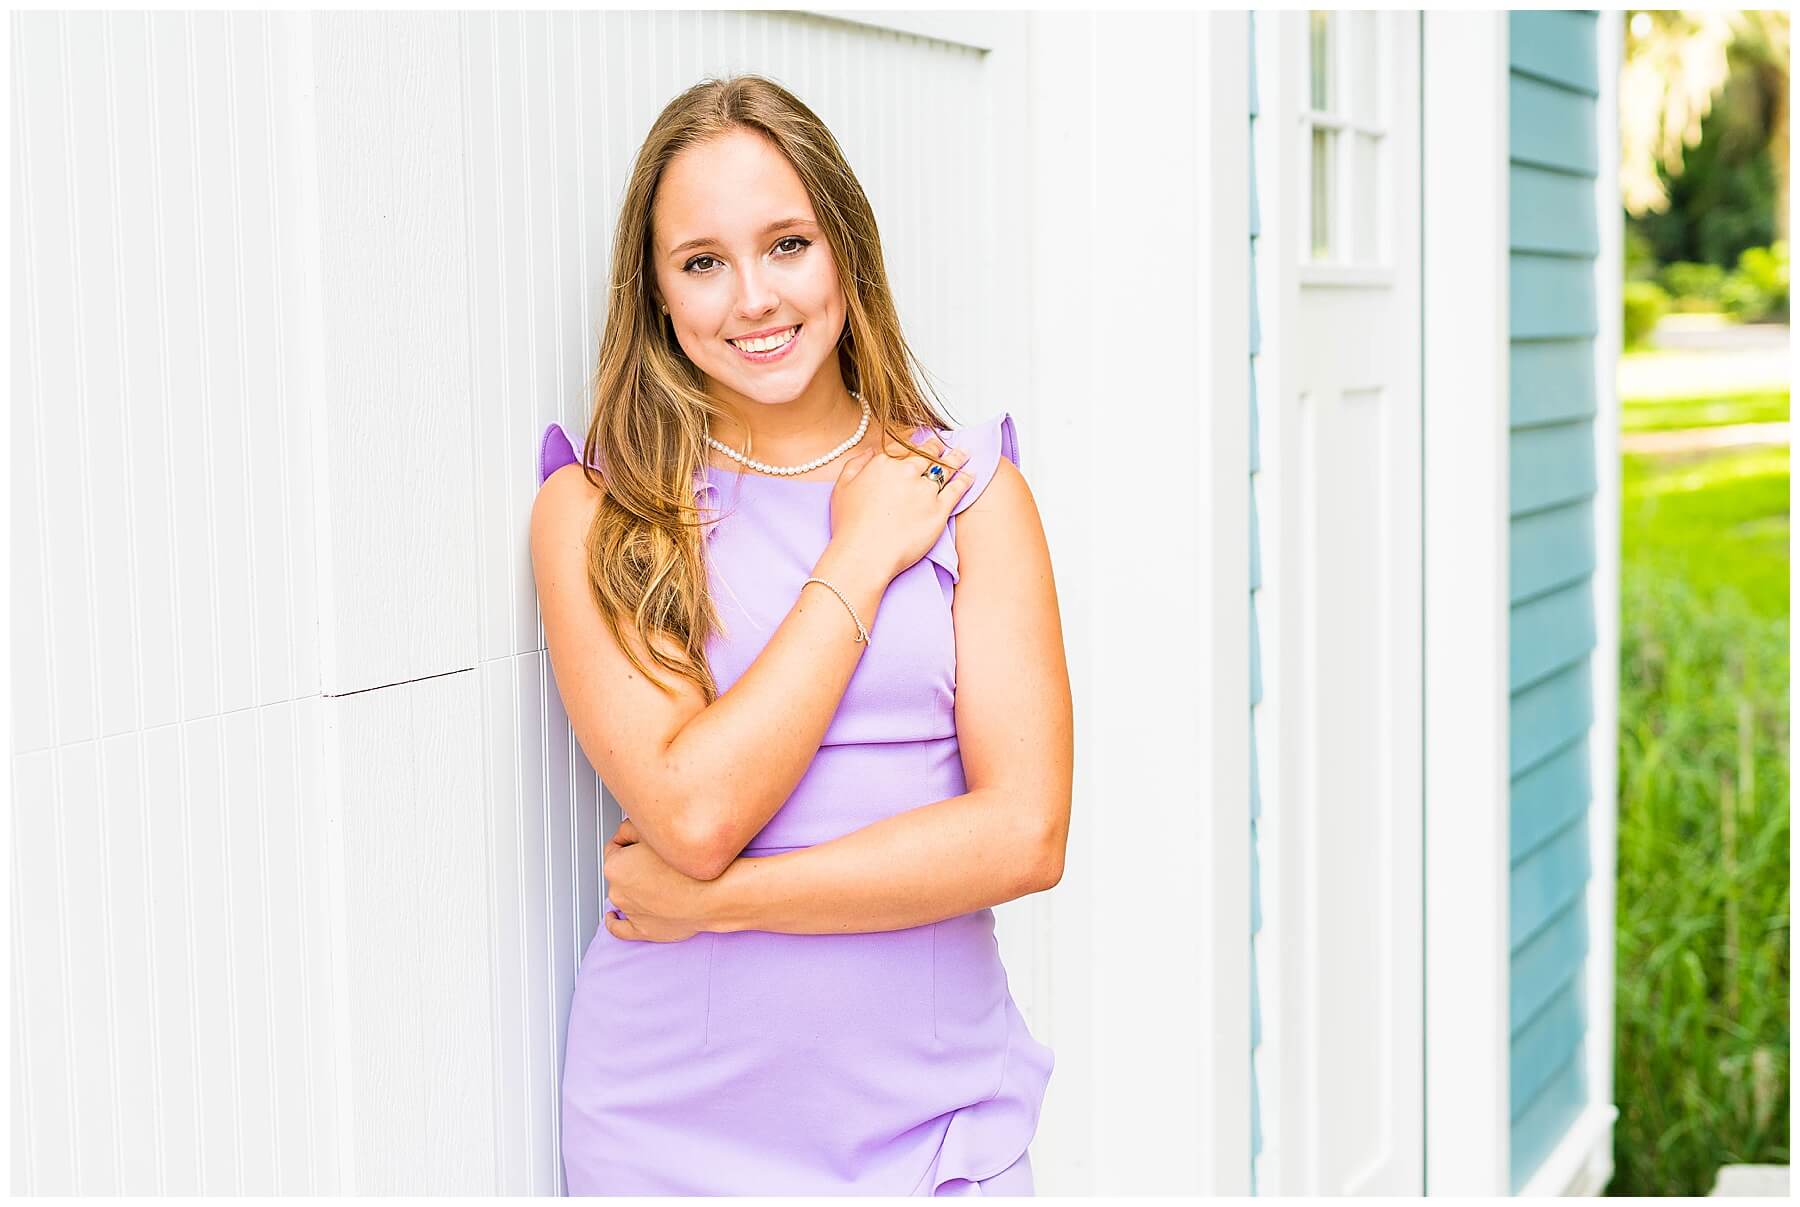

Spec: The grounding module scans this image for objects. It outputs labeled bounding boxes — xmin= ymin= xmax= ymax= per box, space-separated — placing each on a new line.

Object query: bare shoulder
xmin=530 ymin=462 xmax=605 ymax=565
xmin=957 ymin=456 xmax=1043 ymax=540
xmin=952 ymin=455 xmax=1053 ymax=589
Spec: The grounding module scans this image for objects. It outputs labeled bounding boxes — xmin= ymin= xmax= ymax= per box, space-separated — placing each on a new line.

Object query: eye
xmin=774 ymin=235 xmax=811 ymax=256
xmin=683 ymin=253 xmax=720 ymax=274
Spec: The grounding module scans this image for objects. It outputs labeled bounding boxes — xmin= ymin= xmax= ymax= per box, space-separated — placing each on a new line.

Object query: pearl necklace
xmin=704 ymin=391 xmax=871 ymax=477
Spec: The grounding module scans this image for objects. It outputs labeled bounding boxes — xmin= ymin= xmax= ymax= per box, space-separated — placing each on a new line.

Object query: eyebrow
xmin=666 ymin=217 xmax=817 ymax=259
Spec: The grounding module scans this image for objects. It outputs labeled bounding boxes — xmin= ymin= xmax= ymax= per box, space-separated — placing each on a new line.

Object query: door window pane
xmin=1311 ymin=126 xmax=1334 ymax=259
xmin=1309 ymin=11 xmax=1331 ymax=111
xmin=1302 ymin=9 xmax=1388 ymax=269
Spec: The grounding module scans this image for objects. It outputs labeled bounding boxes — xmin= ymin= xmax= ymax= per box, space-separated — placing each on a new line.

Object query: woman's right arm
xmin=529 ymin=463 xmax=894 ymax=883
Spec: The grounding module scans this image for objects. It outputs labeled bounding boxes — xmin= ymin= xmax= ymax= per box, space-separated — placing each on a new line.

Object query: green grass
xmin=1621 ymin=445 xmax=1791 ymax=614
xmin=1621 ymin=389 xmax=1790 ymax=434
xmin=1611 ymin=435 xmax=1791 ymax=1196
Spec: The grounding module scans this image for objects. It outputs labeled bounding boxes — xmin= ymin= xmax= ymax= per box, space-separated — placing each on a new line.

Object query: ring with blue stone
xmin=926 ymin=463 xmax=948 ymax=487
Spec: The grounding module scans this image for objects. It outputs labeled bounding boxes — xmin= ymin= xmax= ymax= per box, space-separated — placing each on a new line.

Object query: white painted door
xmin=1252 ymin=9 xmax=1424 ymax=1194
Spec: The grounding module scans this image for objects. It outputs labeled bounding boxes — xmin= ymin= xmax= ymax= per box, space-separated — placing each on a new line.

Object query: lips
xmin=726 ymin=324 xmax=800 ymax=354
xmin=725 ymin=322 xmax=804 ymax=365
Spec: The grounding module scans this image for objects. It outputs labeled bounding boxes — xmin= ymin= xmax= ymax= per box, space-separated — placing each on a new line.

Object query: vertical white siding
xmin=12 ymin=11 xmax=335 ymax=1194
xmin=10 ymin=9 xmax=1010 ymax=1195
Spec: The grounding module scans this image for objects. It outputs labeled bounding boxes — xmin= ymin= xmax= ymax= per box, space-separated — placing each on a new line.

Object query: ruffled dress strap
xmin=918 ymin=411 xmax=1020 ymax=585
xmin=538 ymin=422 xmax=582 ymax=485
xmin=538 ymin=421 xmax=715 ymax=500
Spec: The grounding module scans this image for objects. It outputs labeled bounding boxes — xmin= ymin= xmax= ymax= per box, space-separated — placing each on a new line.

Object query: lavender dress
xmin=537 ymin=412 xmax=1053 ymax=1196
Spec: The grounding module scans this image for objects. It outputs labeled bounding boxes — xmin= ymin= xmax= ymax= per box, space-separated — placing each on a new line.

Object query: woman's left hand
xmin=601 ymin=819 xmax=712 ymax=942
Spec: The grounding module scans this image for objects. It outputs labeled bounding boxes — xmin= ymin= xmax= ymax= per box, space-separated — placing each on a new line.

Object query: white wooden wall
xmin=11 ymin=10 xmax=341 ymax=1194
xmin=11 ymin=9 xmax=1252 ymax=1195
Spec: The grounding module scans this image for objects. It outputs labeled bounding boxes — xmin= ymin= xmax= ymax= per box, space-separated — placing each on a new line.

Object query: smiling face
xmin=650 ymin=126 xmax=849 ymax=411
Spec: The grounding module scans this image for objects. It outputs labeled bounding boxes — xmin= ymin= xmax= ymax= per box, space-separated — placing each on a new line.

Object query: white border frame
xmin=1421 ymin=10 xmax=1512 ymax=1196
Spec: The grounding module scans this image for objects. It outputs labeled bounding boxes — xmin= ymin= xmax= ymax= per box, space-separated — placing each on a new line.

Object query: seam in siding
xmin=1510 ymin=569 xmax=1598 ymax=612
xmin=1507 ymin=64 xmax=1600 ymax=98
xmin=1509 ymin=966 xmax=1587 ymax=1042
xmin=1508 ymin=728 xmax=1593 ymax=785
xmin=1511 ymin=799 xmax=1595 ymax=869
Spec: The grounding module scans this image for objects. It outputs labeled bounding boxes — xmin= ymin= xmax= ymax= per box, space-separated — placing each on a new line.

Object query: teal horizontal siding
xmin=1510 ymin=578 xmax=1598 ymax=690
xmin=1250 ymin=243 xmax=1263 ymax=370
xmin=1512 ymin=422 xmax=1598 ymax=516
xmin=1512 ymin=1054 xmax=1589 ymax=1193
xmin=1511 ymin=658 xmax=1594 ymax=778
xmin=1508 ymin=15 xmax=1603 ymax=1188
xmin=1511 ymin=498 xmax=1596 ymax=603
xmin=1511 ymin=740 xmax=1592 ymax=857
xmin=1510 ymin=905 xmax=1590 ymax=1033
xmin=1511 ymin=163 xmax=1601 ymax=257
xmin=1512 ymin=252 xmax=1600 ymax=340
xmin=1511 ymin=813 xmax=1591 ymax=948
xmin=1508 ymin=10 xmax=1599 ymax=95
xmin=1250 ymin=479 xmax=1263 ymax=589
xmin=1509 ymin=73 xmax=1599 ymax=175
xmin=1512 ymin=339 xmax=1598 ymax=428
xmin=1507 ymin=9 xmax=1603 ymax=1149
xmin=1512 ymin=978 xmax=1587 ymax=1109
xmin=1249 ymin=596 xmax=1263 ymax=703
xmin=1250 ymin=361 xmax=1262 ymax=473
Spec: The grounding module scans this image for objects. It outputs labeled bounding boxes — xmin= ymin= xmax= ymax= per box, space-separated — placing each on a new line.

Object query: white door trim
xmin=1546 ymin=7 xmax=1624 ymax=1197
xmin=1420 ymin=10 xmax=1512 ymax=1196
xmin=1519 ymin=1099 xmax=1620 ymax=1196
xmin=1193 ymin=13 xmax=1254 ymax=1194
xmin=1015 ymin=12 xmax=1252 ymax=1193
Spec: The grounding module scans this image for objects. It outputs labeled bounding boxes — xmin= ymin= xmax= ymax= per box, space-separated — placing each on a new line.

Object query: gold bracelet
xmin=800 ymin=576 xmax=870 ymax=644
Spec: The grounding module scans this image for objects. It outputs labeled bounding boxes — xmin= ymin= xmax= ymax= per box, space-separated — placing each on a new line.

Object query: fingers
xmin=936 ymin=448 xmax=977 ymax=513
xmin=868 ymin=434 xmax=970 ymax=499
xmin=928 ymin=444 xmax=973 ymax=486
xmin=883 ymin=435 xmax=962 ymax=476
xmin=837 ymin=446 xmax=878 ymax=482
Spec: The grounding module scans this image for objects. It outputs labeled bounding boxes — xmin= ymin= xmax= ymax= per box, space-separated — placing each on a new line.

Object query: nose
xmin=734 ymin=261 xmax=779 ymax=321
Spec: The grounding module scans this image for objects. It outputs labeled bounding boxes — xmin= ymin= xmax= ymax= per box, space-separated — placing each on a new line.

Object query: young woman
xmin=530 ymin=75 xmax=1073 ymax=1196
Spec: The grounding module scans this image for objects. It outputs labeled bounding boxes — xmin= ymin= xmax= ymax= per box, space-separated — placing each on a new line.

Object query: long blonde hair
xmin=576 ymin=75 xmax=957 ymax=703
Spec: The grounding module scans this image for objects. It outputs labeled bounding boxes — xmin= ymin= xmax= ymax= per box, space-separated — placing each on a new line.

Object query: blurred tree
xmin=1621 ymin=10 xmax=1789 ymax=255
xmin=1729 ymin=11 xmax=1790 ymax=241
xmin=1637 ymin=56 xmax=1779 ymax=266
xmin=1621 ymin=10 xmax=1736 ymax=215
